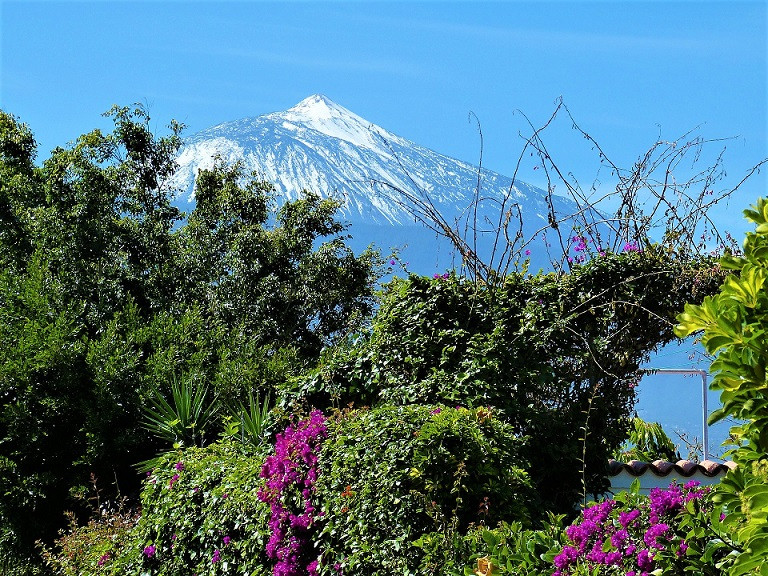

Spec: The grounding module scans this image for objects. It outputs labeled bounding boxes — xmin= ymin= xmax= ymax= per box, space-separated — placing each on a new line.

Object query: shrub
xmin=313 ymin=404 xmax=534 ymax=575
xmin=291 ymin=250 xmax=723 ymax=514
xmin=460 ymin=515 xmax=568 ymax=576
xmin=104 ymin=442 xmax=273 ymax=576
xmin=551 ymin=481 xmax=721 ymax=576
xmin=465 ymin=481 xmax=729 ymax=576
xmin=39 ymin=503 xmax=139 ymax=576
xmin=257 ymin=410 xmax=327 ymax=576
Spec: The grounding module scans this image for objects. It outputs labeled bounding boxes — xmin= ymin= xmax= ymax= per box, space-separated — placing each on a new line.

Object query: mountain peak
xmin=174 ymin=96 xmax=570 ymax=230
xmin=287 ymin=94 xmax=351 ymax=121
xmin=280 ymin=94 xmax=398 ymax=153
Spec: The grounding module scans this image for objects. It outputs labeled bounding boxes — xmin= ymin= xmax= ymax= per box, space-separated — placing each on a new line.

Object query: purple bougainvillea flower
xmin=525 ymin=249 xmax=531 ymax=256
xmin=552 ymin=481 xmax=711 ymax=575
xmin=143 ymin=545 xmax=156 ymax=558
xmin=175 ymin=461 xmax=184 ymax=471
xmin=619 ymin=508 xmax=640 ymax=528
xmin=430 ymin=408 xmax=441 ymax=415
xmin=259 ymin=410 xmax=328 ymax=575
xmin=389 ymin=259 xmax=396 ymax=265
xmin=211 ymin=549 xmax=221 ymax=564
xmin=637 ymin=549 xmax=654 ymax=571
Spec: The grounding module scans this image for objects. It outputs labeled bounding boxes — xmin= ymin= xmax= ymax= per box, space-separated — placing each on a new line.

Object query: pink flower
xmin=143 ymin=545 xmax=156 ymax=558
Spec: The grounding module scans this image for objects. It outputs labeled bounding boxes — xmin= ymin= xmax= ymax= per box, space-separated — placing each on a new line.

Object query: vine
xmin=258 ymin=411 xmax=328 ymax=576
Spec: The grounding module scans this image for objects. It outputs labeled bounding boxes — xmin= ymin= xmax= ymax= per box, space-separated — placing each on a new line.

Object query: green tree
xmin=177 ymin=159 xmax=380 ymax=361
xmin=676 ymin=197 xmax=768 ymax=575
xmin=0 ymin=254 xmax=89 ymax=567
xmin=0 ymin=112 xmax=40 ymax=270
xmin=35 ymin=105 xmax=183 ymax=327
xmin=0 ymin=107 xmax=381 ymax=568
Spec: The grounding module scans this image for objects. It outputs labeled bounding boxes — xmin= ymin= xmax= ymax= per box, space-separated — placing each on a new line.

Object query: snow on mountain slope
xmin=172 ymin=94 xmax=576 ymax=234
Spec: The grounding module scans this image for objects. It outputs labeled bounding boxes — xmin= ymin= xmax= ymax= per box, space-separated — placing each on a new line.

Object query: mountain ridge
xmin=171 ymin=94 xmax=574 ymax=234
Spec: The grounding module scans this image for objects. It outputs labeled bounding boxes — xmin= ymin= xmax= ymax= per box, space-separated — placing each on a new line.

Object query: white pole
xmin=640 ymin=368 xmax=709 ymax=461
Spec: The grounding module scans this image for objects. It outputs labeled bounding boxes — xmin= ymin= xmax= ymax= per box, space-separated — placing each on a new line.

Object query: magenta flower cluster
xmin=567 ymin=235 xmax=589 ymax=265
xmin=258 ymin=410 xmax=328 ymax=576
xmin=143 ymin=545 xmax=156 ymax=558
xmin=565 ymin=235 xmax=612 ymax=264
xmin=552 ymin=481 xmax=709 ymax=576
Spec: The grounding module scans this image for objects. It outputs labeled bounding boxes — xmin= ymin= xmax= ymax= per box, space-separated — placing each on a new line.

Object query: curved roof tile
xmin=608 ymin=459 xmax=735 ymax=478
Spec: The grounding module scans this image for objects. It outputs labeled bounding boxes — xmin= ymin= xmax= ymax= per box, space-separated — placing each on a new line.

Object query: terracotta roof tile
xmin=651 ymin=460 xmax=674 ymax=474
xmin=608 ymin=459 xmax=735 ymax=478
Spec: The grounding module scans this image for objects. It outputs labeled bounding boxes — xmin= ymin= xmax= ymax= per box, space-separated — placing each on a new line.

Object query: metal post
xmin=701 ymin=370 xmax=708 ymax=461
xmin=640 ymin=368 xmax=709 ymax=461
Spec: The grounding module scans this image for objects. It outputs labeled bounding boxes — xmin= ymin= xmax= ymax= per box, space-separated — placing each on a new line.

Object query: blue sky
xmin=2 ymin=0 xmax=765 ymax=455
xmin=2 ymin=1 xmax=766 ymax=234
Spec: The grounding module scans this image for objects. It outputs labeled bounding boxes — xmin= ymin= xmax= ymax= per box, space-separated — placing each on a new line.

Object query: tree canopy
xmin=0 ymin=107 xmax=380 ymax=563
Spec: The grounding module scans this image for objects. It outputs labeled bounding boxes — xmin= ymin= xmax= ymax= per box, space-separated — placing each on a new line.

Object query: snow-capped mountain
xmin=170 ymin=94 xmax=605 ymax=274
xmin=173 ymin=94 xmax=575 ymax=231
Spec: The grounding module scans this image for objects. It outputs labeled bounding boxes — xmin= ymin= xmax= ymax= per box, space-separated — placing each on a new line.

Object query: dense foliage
xmin=465 ymin=480 xmax=727 ymax=576
xmin=676 ymin=197 xmax=768 ymax=575
xmin=104 ymin=443 xmax=272 ymax=576
xmin=42 ymin=407 xmax=532 ymax=576
xmin=290 ymin=246 xmax=723 ymax=513
xmin=313 ymin=405 xmax=533 ymax=575
xmin=0 ymin=107 xmax=380 ymax=567
xmin=38 ymin=494 xmax=140 ymax=576
xmin=0 ymin=104 xmax=740 ymax=575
